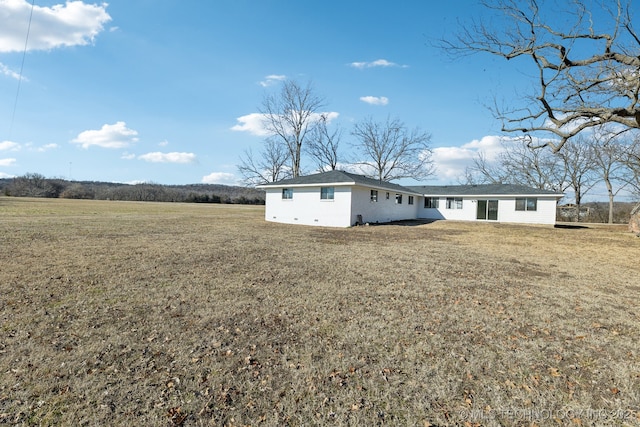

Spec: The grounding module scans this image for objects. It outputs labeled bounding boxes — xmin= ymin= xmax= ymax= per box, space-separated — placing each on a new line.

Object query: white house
xmin=409 ymin=184 xmax=562 ymax=225
xmin=257 ymin=170 xmax=563 ymax=227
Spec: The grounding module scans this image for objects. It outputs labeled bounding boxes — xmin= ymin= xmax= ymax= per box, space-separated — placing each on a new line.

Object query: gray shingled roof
xmin=407 ymin=184 xmax=563 ymax=197
xmin=259 ymin=171 xmax=563 ymax=197
xmin=258 ymin=170 xmax=422 ymax=194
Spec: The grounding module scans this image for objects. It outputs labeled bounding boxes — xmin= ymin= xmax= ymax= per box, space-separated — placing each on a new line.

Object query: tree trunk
xmin=293 ymin=150 xmax=301 ymax=178
xmin=604 ymin=178 xmax=615 ymax=224
xmin=629 ymin=203 xmax=640 ymax=234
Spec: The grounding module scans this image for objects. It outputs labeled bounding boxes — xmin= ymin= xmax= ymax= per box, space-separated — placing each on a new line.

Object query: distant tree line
xmin=0 ymin=173 xmax=265 ymax=205
xmin=557 ymin=202 xmax=637 ymax=225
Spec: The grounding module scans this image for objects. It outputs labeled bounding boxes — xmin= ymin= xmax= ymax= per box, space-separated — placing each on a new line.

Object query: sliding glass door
xmin=477 ymin=200 xmax=498 ymax=221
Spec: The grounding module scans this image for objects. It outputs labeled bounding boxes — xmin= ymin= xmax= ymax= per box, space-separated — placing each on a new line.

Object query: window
xmin=515 ymin=197 xmax=537 ymax=211
xmin=446 ymin=197 xmax=463 ymax=209
xmin=408 ymin=196 xmax=414 ymax=205
xmin=386 ymin=192 xmax=390 ymax=200
xmin=395 ymin=194 xmax=402 ymax=204
xmin=282 ymin=188 xmax=293 ymax=199
xmin=370 ymin=190 xmax=378 ymax=202
xmin=424 ymin=197 xmax=439 ymax=209
xmin=320 ymin=186 xmax=335 ymax=200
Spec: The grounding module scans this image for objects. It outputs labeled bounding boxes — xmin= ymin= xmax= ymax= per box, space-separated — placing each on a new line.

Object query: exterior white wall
xmin=497 ymin=197 xmax=558 ymax=225
xmin=351 ymin=186 xmax=419 ymax=225
xmin=418 ymin=198 xmax=475 ymax=221
xmin=264 ymin=186 xmax=352 ymax=227
xmin=418 ymin=197 xmax=558 ymax=224
xmin=264 ymin=185 xmax=422 ymax=227
xmin=264 ymin=186 xmax=558 ymax=227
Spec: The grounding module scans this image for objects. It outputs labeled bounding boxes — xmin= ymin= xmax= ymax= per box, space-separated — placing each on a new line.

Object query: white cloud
xmin=231 ymin=113 xmax=271 ymax=136
xmin=0 ymin=158 xmax=17 ymax=167
xmin=313 ymin=111 xmax=340 ymax=124
xmin=259 ymin=74 xmax=286 ymax=87
xmin=71 ymin=121 xmax=139 ymax=149
xmin=431 ymin=135 xmax=514 ymax=181
xmin=360 ymin=96 xmax=389 ymax=106
xmin=158 ymin=140 xmax=169 ymax=147
xmin=138 ymin=152 xmax=196 ymax=164
xmin=121 ymin=152 xmax=136 ymax=160
xmin=349 ymin=59 xmax=407 ymax=69
xmin=0 ymin=0 xmax=111 ymax=53
xmin=431 ymin=146 xmax=476 ymax=180
xmin=231 ymin=111 xmax=340 ymax=136
xmin=461 ymin=135 xmax=511 ymax=161
xmin=32 ymin=143 xmax=58 ymax=152
xmin=0 ymin=171 xmax=15 ymax=178
xmin=201 ymin=172 xmax=239 ymax=185
xmin=0 ymin=140 xmax=20 ymax=151
xmin=0 ymin=62 xmax=23 ymax=80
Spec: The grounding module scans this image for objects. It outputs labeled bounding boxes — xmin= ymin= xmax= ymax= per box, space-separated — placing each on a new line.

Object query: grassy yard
xmin=0 ymin=197 xmax=638 ymax=426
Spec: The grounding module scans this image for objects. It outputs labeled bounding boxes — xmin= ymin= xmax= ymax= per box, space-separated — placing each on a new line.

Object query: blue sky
xmin=0 ymin=0 xmax=615 ymax=198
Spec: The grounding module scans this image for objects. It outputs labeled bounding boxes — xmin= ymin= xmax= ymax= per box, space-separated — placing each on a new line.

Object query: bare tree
xmin=465 ymin=137 xmax=567 ymax=192
xmin=463 ymin=151 xmax=507 ymax=185
xmin=444 ymin=0 xmax=640 ymax=151
xmin=623 ymin=138 xmax=640 ymax=230
xmin=6 ymin=173 xmax=65 ymax=198
xmin=352 ymin=116 xmax=433 ymax=181
xmin=305 ymin=114 xmax=342 ymax=172
xmin=260 ymin=80 xmax=325 ymax=177
xmin=588 ymin=132 xmax=630 ymax=223
xmin=557 ymin=138 xmax=598 ymax=221
xmin=238 ymin=138 xmax=291 ymax=186
xmin=622 ymin=136 xmax=640 ymax=195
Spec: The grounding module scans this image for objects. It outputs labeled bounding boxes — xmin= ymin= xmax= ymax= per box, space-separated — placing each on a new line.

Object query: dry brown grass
xmin=0 ymin=197 xmax=639 ymax=426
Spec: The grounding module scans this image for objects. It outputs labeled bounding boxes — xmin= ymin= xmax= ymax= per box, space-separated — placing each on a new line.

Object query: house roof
xmin=407 ymin=184 xmax=564 ymax=198
xmin=258 ymin=171 xmax=564 ymax=198
xmin=257 ymin=170 xmax=423 ymax=195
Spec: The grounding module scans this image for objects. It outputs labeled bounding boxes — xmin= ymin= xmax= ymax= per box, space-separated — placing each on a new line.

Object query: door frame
xmin=477 ymin=199 xmax=498 ymax=221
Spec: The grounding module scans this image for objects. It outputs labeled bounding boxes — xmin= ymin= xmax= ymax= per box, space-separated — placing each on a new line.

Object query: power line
xmin=8 ymin=0 xmax=35 ymax=140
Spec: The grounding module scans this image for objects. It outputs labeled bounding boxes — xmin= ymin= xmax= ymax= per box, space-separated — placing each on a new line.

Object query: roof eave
xmin=257 ymin=181 xmax=356 ymax=189
xmin=422 ymin=193 xmax=564 ymax=198
xmin=257 ymin=181 xmax=423 ymax=195
xmin=356 ymin=184 xmax=423 ymax=196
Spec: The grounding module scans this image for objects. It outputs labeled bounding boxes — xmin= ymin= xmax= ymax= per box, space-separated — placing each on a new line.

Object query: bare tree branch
xmin=621 ymin=135 xmax=640 ymax=195
xmin=588 ymin=130 xmax=631 ymax=223
xmin=465 ymin=137 xmax=568 ymax=192
xmin=443 ymin=0 xmax=640 ymax=150
xmin=352 ymin=116 xmax=434 ymax=181
xmin=259 ymin=80 xmax=325 ymax=177
xmin=305 ymin=114 xmax=342 ymax=172
xmin=463 ymin=151 xmax=508 ymax=185
xmin=556 ymin=137 xmax=598 ymax=220
xmin=237 ymin=138 xmax=291 ymax=186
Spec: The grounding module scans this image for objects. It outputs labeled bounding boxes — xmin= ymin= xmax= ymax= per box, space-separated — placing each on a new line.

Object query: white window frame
xmin=320 ymin=186 xmax=335 ymax=200
xmin=446 ymin=197 xmax=463 ymax=209
xmin=424 ymin=197 xmax=439 ymax=208
xmin=515 ymin=197 xmax=537 ymax=211
xmin=282 ymin=188 xmax=293 ymax=199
